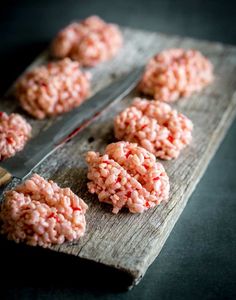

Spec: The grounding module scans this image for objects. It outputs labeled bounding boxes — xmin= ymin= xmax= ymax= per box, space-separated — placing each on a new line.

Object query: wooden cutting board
xmin=1 ymin=27 xmax=236 ymax=288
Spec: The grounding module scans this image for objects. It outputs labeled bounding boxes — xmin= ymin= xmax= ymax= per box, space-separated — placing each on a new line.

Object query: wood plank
xmin=1 ymin=27 xmax=236 ymax=288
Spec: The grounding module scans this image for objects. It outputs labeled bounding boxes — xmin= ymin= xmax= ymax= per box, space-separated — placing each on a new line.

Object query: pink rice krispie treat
xmin=139 ymin=49 xmax=213 ymax=102
xmin=15 ymin=58 xmax=91 ymax=119
xmin=51 ymin=15 xmax=123 ymax=67
xmin=0 ymin=174 xmax=88 ymax=247
xmin=86 ymin=141 xmax=169 ymax=214
xmin=114 ymin=98 xmax=193 ymax=160
xmin=0 ymin=112 xmax=31 ymax=160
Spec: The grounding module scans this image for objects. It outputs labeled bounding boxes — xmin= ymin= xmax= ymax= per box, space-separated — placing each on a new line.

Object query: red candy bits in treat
xmin=86 ymin=141 xmax=169 ymax=214
xmin=0 ymin=112 xmax=31 ymax=160
xmin=139 ymin=48 xmax=213 ymax=102
xmin=51 ymin=16 xmax=123 ymax=67
xmin=15 ymin=58 xmax=91 ymax=119
xmin=114 ymin=98 xmax=193 ymax=160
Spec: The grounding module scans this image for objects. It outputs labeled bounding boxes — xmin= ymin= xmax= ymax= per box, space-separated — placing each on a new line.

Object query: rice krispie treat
xmin=139 ymin=49 xmax=213 ymax=102
xmin=114 ymin=98 xmax=193 ymax=160
xmin=51 ymin=15 xmax=123 ymax=67
xmin=86 ymin=141 xmax=169 ymax=214
xmin=15 ymin=58 xmax=90 ymax=119
xmin=0 ymin=112 xmax=31 ymax=160
xmin=0 ymin=174 xmax=88 ymax=247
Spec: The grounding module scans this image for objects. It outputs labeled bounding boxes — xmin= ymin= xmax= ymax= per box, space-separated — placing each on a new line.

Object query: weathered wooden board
xmin=1 ymin=27 xmax=236 ymax=288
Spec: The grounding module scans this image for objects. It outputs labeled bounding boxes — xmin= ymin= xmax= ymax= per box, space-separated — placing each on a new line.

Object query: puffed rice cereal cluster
xmin=15 ymin=58 xmax=91 ymax=119
xmin=86 ymin=141 xmax=169 ymax=214
xmin=139 ymin=48 xmax=213 ymax=102
xmin=0 ymin=174 xmax=88 ymax=247
xmin=51 ymin=16 xmax=123 ymax=67
xmin=0 ymin=112 xmax=31 ymax=160
xmin=114 ymin=98 xmax=193 ymax=160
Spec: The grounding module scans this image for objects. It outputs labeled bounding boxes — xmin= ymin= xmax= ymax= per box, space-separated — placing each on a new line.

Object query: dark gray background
xmin=0 ymin=1 xmax=236 ymax=299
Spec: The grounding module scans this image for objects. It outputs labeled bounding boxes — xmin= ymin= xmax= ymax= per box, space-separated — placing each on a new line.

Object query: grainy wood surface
xmin=1 ymin=27 xmax=236 ymax=288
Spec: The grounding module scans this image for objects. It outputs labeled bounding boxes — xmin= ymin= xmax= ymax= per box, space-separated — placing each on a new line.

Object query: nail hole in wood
xmin=88 ymin=136 xmax=95 ymax=143
xmin=111 ymin=73 xmax=117 ymax=79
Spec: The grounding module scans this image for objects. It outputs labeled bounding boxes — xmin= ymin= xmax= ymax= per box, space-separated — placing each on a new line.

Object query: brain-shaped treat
xmin=0 ymin=174 xmax=88 ymax=247
xmin=114 ymin=98 xmax=193 ymax=160
xmin=86 ymin=141 xmax=169 ymax=214
xmin=51 ymin=15 xmax=123 ymax=67
xmin=15 ymin=58 xmax=90 ymax=119
xmin=139 ymin=49 xmax=213 ymax=102
xmin=0 ymin=112 xmax=31 ymax=160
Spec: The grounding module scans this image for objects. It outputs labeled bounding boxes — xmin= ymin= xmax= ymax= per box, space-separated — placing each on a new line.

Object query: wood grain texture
xmin=1 ymin=28 xmax=236 ymax=288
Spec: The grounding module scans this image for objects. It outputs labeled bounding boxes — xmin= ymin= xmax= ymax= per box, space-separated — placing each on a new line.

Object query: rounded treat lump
xmin=15 ymin=58 xmax=90 ymax=119
xmin=114 ymin=98 xmax=193 ymax=160
xmin=51 ymin=15 xmax=123 ymax=67
xmin=0 ymin=174 xmax=88 ymax=247
xmin=139 ymin=48 xmax=213 ymax=102
xmin=86 ymin=141 xmax=169 ymax=214
xmin=0 ymin=112 xmax=31 ymax=160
